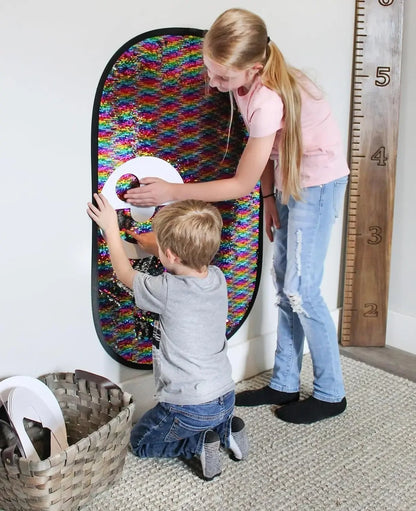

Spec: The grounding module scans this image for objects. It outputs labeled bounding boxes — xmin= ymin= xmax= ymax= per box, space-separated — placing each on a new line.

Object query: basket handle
xmin=1 ymin=442 xmax=17 ymax=467
xmin=0 ymin=397 xmax=25 ymax=467
xmin=0 ymin=418 xmax=24 ymax=468
xmin=74 ymin=370 xmax=122 ymax=392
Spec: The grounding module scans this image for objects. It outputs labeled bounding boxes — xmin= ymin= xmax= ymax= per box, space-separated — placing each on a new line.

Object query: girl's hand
xmin=263 ymin=196 xmax=280 ymax=242
xmin=126 ymin=230 xmax=159 ymax=257
xmin=87 ymin=193 xmax=118 ymax=234
xmin=124 ymin=177 xmax=176 ymax=206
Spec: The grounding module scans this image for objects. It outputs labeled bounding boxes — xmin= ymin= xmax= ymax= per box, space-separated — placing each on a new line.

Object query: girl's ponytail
xmin=262 ymin=43 xmax=303 ymax=203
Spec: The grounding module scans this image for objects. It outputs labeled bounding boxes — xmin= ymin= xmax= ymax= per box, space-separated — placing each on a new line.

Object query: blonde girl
xmin=125 ymin=8 xmax=349 ymax=423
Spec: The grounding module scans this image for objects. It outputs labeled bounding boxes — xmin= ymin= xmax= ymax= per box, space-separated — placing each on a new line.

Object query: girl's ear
xmin=252 ymin=63 xmax=263 ymax=74
xmin=247 ymin=63 xmax=263 ymax=80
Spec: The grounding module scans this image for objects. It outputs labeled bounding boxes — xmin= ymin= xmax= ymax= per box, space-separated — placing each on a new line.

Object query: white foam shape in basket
xmin=101 ymin=156 xmax=184 ymax=259
xmin=0 ymin=376 xmax=68 ymax=460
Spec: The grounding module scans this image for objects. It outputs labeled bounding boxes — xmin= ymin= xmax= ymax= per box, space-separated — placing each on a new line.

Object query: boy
xmin=87 ymin=195 xmax=248 ymax=480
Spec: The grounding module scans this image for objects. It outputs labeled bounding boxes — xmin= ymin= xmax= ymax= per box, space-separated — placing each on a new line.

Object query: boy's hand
xmin=126 ymin=230 xmax=159 ymax=258
xmin=87 ymin=193 xmax=119 ymax=234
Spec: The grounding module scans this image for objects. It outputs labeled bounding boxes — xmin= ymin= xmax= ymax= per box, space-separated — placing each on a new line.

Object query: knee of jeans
xmin=130 ymin=432 xmax=147 ymax=457
xmin=274 ymin=290 xmax=284 ymax=308
xmin=273 ymin=269 xmax=306 ymax=316
xmin=130 ymin=430 xmax=144 ymax=456
xmin=282 ymin=288 xmax=311 ymax=318
xmin=131 ymin=443 xmax=146 ymax=458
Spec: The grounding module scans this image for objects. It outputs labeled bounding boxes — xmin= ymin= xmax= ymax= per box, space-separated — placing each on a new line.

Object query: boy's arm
xmin=126 ymin=230 xmax=159 ymax=257
xmin=87 ymin=193 xmax=136 ymax=289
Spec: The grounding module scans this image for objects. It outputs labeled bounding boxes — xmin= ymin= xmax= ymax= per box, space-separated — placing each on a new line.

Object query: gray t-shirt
xmin=133 ymin=265 xmax=235 ymax=405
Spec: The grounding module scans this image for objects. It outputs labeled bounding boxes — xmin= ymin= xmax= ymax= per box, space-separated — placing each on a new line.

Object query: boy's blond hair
xmin=152 ymin=200 xmax=223 ymax=271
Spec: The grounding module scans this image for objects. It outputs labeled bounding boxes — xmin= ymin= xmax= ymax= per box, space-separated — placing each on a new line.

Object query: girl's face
xmin=203 ymin=55 xmax=260 ymax=93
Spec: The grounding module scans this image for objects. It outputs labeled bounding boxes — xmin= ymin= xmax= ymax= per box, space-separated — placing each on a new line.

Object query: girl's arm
xmin=261 ymin=160 xmax=280 ymax=242
xmin=124 ymin=133 xmax=276 ymax=206
xmin=260 ymin=159 xmax=275 ymax=198
xmin=87 ymin=193 xmax=136 ymax=289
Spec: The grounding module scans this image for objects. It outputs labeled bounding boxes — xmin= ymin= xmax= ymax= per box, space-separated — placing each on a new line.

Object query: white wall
xmin=4 ymin=0 xmax=412 ymax=419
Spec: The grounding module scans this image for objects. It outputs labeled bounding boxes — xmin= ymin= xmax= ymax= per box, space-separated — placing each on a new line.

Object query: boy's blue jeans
xmin=270 ymin=176 xmax=348 ymax=403
xmin=130 ymin=390 xmax=235 ymax=459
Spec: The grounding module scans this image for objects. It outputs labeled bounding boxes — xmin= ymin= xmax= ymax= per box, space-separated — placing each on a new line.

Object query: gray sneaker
xmin=229 ymin=416 xmax=249 ymax=461
xmin=200 ymin=430 xmax=222 ymax=481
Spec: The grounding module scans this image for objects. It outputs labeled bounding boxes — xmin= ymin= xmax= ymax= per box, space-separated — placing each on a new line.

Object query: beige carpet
xmin=82 ymin=355 xmax=416 ymax=511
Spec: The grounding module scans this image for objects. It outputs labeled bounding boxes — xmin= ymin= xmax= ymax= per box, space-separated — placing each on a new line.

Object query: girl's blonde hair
xmin=152 ymin=200 xmax=223 ymax=271
xmin=203 ymin=8 xmax=303 ymax=203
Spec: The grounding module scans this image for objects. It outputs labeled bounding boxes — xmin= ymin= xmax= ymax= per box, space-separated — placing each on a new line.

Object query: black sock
xmin=235 ymin=386 xmax=299 ymax=406
xmin=275 ymin=396 xmax=347 ymax=424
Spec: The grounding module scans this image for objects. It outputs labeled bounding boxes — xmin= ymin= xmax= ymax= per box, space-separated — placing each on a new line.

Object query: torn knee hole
xmin=287 ymin=293 xmax=309 ymax=317
xmin=275 ymin=292 xmax=283 ymax=307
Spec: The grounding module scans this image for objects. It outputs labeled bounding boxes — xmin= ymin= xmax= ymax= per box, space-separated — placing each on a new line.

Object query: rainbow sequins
xmin=92 ymin=29 xmax=261 ymax=368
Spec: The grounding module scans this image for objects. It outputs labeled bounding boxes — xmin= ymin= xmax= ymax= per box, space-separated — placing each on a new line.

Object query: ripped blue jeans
xmin=270 ymin=176 xmax=348 ymax=403
xmin=130 ymin=391 xmax=234 ymax=459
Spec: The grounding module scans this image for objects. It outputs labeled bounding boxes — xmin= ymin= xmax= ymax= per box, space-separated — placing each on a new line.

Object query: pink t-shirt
xmin=233 ymin=76 xmax=350 ymax=189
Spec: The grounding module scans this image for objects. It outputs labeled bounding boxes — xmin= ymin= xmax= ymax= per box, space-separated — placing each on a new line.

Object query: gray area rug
xmin=82 ymin=355 xmax=416 ymax=511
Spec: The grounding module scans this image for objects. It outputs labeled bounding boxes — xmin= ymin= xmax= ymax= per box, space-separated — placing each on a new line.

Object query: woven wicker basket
xmin=0 ymin=370 xmax=134 ymax=511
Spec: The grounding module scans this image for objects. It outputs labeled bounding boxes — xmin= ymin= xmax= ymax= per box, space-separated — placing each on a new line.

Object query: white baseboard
xmin=335 ymin=306 xmax=416 ymax=355
xmin=386 ymin=310 xmax=416 ymax=355
xmin=336 ymin=307 xmax=416 ymax=355
xmin=228 ymin=332 xmax=276 ymax=384
xmin=121 ymin=372 xmax=157 ymax=422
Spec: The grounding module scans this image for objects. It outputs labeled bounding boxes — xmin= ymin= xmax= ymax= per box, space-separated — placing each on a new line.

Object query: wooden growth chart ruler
xmin=340 ymin=0 xmax=404 ymax=346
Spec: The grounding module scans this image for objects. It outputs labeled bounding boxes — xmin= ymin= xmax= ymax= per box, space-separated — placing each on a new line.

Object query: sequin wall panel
xmin=91 ymin=29 xmax=262 ymax=368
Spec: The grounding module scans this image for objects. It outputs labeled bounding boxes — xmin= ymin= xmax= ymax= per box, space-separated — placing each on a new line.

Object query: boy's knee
xmin=130 ymin=440 xmax=148 ymax=458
